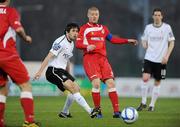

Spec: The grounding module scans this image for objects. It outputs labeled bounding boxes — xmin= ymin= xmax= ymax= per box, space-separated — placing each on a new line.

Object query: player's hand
xmin=87 ymin=44 xmax=96 ymax=52
xmin=128 ymin=39 xmax=138 ymax=46
xmin=33 ymin=72 xmax=41 ymax=80
xmin=162 ymin=56 xmax=169 ymax=64
xmin=25 ymin=35 xmax=32 ymax=44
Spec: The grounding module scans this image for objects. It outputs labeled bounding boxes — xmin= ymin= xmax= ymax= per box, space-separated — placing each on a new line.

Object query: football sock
xmin=0 ymin=95 xmax=6 ymax=127
xmin=141 ymin=81 xmax=148 ymax=104
xmin=20 ymin=91 xmax=34 ymax=123
xmin=92 ymin=88 xmax=100 ymax=108
xmin=149 ymin=85 xmax=160 ymax=107
xmin=73 ymin=92 xmax=92 ymax=114
xmin=108 ymin=88 xmax=119 ymax=112
xmin=61 ymin=93 xmax=74 ymax=114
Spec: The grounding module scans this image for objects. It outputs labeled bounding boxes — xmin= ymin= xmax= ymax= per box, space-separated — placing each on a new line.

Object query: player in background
xmin=76 ymin=6 xmax=138 ymax=118
xmin=137 ymin=8 xmax=175 ymax=111
xmin=34 ymin=23 xmax=99 ymax=118
xmin=0 ymin=0 xmax=40 ymax=127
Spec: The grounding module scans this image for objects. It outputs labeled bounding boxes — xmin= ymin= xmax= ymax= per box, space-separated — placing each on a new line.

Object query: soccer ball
xmin=121 ymin=107 xmax=138 ymax=124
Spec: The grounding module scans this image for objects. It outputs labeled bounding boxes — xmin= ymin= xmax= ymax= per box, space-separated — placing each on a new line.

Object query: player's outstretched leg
xmin=72 ymin=92 xmax=99 ymax=118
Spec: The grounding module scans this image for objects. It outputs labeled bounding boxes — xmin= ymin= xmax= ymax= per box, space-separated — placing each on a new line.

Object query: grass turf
xmin=4 ymin=96 xmax=180 ymax=127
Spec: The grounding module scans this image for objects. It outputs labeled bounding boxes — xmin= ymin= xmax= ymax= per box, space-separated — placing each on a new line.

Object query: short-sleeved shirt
xmin=141 ymin=23 xmax=175 ymax=63
xmin=48 ymin=35 xmax=74 ymax=69
xmin=0 ymin=5 xmax=22 ymax=58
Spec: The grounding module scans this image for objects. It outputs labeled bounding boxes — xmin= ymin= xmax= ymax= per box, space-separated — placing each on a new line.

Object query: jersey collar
xmin=87 ymin=22 xmax=100 ymax=27
xmin=65 ymin=35 xmax=72 ymax=43
xmin=153 ymin=22 xmax=163 ymax=28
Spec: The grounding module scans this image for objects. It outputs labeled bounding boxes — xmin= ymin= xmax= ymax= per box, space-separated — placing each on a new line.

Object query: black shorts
xmin=45 ymin=66 xmax=75 ymax=92
xmin=142 ymin=59 xmax=166 ymax=81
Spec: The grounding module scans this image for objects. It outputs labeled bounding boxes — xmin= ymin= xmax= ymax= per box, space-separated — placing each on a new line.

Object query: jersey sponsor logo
xmin=91 ymin=37 xmax=104 ymax=41
xmin=53 ymin=43 xmax=61 ymax=51
xmin=150 ymin=36 xmax=163 ymax=42
xmin=0 ymin=8 xmax=6 ymax=14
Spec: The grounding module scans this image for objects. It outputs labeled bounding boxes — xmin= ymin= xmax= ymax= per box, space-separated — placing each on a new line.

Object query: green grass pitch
xmin=5 ymin=96 xmax=180 ymax=127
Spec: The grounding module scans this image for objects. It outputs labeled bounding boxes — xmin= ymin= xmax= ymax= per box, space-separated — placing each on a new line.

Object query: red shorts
xmin=83 ymin=53 xmax=114 ymax=81
xmin=0 ymin=56 xmax=30 ymax=86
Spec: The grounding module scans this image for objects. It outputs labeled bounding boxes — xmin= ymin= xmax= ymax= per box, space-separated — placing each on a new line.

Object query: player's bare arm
xmin=16 ymin=27 xmax=32 ymax=44
xmin=162 ymin=41 xmax=175 ymax=64
xmin=34 ymin=52 xmax=54 ymax=80
xmin=141 ymin=40 xmax=148 ymax=49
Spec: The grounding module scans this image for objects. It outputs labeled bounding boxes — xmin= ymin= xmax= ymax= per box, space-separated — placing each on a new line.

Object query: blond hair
xmin=88 ymin=6 xmax=99 ymax=13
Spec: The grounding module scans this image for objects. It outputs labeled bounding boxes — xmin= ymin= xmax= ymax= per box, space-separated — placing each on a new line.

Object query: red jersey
xmin=0 ymin=5 xmax=22 ymax=58
xmin=76 ymin=22 xmax=128 ymax=56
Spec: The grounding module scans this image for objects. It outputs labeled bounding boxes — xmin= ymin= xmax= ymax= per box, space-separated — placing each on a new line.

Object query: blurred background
xmin=9 ymin=0 xmax=180 ymax=97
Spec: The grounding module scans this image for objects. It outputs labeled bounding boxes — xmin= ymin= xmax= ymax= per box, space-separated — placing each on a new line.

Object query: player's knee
xmin=69 ymin=84 xmax=80 ymax=93
xmin=92 ymin=81 xmax=100 ymax=89
xmin=19 ymin=82 xmax=32 ymax=92
xmin=155 ymin=80 xmax=161 ymax=86
xmin=91 ymin=78 xmax=101 ymax=88
xmin=105 ymin=79 xmax=115 ymax=88
xmin=0 ymin=85 xmax=8 ymax=96
xmin=107 ymin=82 xmax=115 ymax=88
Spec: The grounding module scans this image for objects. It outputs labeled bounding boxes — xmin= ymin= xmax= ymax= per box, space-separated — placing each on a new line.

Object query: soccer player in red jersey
xmin=0 ymin=0 xmax=40 ymax=126
xmin=76 ymin=6 xmax=138 ymax=118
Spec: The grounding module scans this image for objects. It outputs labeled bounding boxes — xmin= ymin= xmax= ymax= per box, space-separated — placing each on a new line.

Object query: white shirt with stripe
xmin=48 ymin=35 xmax=74 ymax=69
xmin=141 ymin=23 xmax=175 ymax=63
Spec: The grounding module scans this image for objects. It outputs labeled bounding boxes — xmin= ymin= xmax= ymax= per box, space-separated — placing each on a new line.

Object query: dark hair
xmin=64 ymin=23 xmax=79 ymax=34
xmin=0 ymin=0 xmax=6 ymax=3
xmin=152 ymin=8 xmax=163 ymax=15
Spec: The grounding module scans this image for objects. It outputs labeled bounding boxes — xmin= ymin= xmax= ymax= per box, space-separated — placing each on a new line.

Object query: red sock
xmin=20 ymin=98 xmax=34 ymax=123
xmin=92 ymin=92 xmax=100 ymax=108
xmin=0 ymin=102 xmax=5 ymax=127
xmin=109 ymin=91 xmax=119 ymax=112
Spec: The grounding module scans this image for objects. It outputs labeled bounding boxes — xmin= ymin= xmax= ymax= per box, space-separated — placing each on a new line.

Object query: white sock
xmin=73 ymin=92 xmax=92 ymax=114
xmin=149 ymin=85 xmax=160 ymax=107
xmin=0 ymin=95 xmax=6 ymax=103
xmin=61 ymin=93 xmax=74 ymax=114
xmin=141 ymin=81 xmax=148 ymax=104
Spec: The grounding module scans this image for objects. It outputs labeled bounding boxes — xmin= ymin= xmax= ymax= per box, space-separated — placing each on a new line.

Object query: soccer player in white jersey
xmin=34 ymin=23 xmax=99 ymax=118
xmin=137 ymin=8 xmax=175 ymax=111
